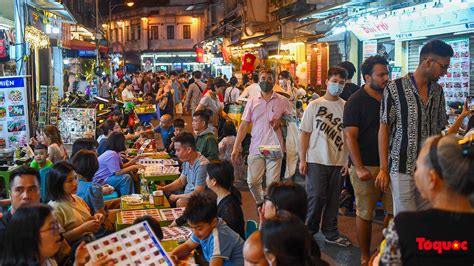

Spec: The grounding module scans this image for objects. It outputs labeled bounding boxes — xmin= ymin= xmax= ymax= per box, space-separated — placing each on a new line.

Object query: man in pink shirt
xmin=231 ymin=70 xmax=292 ymax=206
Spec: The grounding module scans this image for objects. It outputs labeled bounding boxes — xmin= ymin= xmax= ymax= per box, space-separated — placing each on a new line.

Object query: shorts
xmin=350 ymin=166 xmax=393 ymax=221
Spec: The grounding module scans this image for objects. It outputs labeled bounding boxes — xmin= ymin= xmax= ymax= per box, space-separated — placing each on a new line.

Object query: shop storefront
xmin=140 ymin=51 xmax=200 ymax=72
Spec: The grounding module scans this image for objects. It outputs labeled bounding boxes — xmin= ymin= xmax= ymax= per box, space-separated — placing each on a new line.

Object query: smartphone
xmin=468 ymin=97 xmax=474 ymax=111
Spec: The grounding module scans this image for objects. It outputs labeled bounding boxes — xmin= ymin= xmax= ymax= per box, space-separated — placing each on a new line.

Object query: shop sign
xmin=391 ymin=6 xmax=474 ymax=40
xmin=78 ymin=50 xmax=97 ymax=57
xmin=350 ymin=18 xmax=395 ymax=41
xmin=362 ymin=40 xmax=378 ymax=59
xmin=316 ymin=53 xmax=322 ymax=85
xmin=0 ymin=76 xmax=30 ymax=149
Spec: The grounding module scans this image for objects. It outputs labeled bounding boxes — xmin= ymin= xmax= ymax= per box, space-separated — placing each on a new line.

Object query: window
xmin=126 ymin=26 xmax=130 ymax=41
xmin=167 ymin=25 xmax=174 ymax=39
xmin=137 ymin=24 xmax=141 ymax=40
xmin=183 ymin=25 xmax=191 ymax=39
xmin=114 ymin=28 xmax=118 ymax=42
xmin=150 ymin=26 xmax=159 ymax=40
xmin=131 ymin=25 xmax=135 ymax=40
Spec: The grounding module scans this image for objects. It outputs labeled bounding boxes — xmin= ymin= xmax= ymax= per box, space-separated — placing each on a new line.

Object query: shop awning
xmin=27 ymin=0 xmax=77 ymax=24
xmin=70 ymin=39 xmax=108 ymax=53
xmin=229 ymin=32 xmax=281 ymax=47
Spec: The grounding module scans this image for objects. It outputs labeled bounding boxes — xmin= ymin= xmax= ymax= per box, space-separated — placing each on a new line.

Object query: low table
xmin=120 ymin=195 xmax=171 ymax=210
xmin=142 ymin=173 xmax=180 ymax=183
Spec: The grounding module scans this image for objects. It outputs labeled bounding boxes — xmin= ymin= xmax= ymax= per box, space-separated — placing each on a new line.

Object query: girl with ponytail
xmin=171 ymin=160 xmax=245 ymax=239
xmin=205 ymin=160 xmax=245 ymax=239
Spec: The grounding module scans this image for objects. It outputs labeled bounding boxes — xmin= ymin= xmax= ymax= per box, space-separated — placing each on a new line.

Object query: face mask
xmin=279 ymin=79 xmax=286 ymax=88
xmin=327 ymin=81 xmax=344 ymax=96
xmin=259 ymin=81 xmax=274 ymax=93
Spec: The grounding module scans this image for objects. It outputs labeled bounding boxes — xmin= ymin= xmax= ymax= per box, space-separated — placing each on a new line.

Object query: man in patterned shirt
xmin=377 ymin=40 xmax=453 ymax=214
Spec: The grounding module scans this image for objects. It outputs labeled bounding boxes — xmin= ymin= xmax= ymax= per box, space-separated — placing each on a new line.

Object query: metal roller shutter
xmin=408 ymin=35 xmax=473 ymax=96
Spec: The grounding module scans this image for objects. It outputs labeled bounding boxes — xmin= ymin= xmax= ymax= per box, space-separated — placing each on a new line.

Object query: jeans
xmin=306 ymin=163 xmax=342 ymax=240
xmin=247 ymin=154 xmax=282 ymax=205
xmin=105 ymin=174 xmax=135 ymax=196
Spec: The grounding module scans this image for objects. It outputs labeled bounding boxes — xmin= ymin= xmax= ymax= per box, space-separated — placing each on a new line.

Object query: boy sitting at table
xmin=166 ymin=118 xmax=185 ymax=155
xmin=29 ymin=144 xmax=53 ymax=170
xmin=170 ymin=192 xmax=244 ymax=266
xmin=156 ymin=132 xmax=209 ymax=207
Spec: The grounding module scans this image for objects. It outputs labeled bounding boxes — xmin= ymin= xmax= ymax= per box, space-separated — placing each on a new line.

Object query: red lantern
xmin=196 ymin=47 xmax=204 ymax=63
xmin=242 ymin=53 xmax=256 ymax=74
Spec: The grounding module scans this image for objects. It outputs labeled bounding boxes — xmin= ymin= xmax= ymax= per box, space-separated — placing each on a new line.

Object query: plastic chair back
xmin=245 ymin=219 xmax=258 ymax=239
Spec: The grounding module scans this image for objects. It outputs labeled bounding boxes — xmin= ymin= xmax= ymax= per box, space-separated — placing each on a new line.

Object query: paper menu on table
xmin=159 ymin=208 xmax=185 ymax=221
xmin=86 ymin=221 xmax=173 ymax=266
xmin=121 ymin=209 xmax=162 ymax=224
xmin=162 ymin=226 xmax=192 ymax=241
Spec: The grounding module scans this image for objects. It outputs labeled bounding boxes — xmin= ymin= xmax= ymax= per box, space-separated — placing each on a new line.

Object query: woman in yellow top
xmin=47 ymin=161 xmax=106 ymax=245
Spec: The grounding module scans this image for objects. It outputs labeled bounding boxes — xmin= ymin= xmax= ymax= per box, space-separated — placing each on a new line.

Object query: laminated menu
xmin=162 ymin=226 xmax=192 ymax=241
xmin=86 ymin=221 xmax=173 ymax=266
xmin=159 ymin=208 xmax=185 ymax=221
xmin=140 ymin=165 xmax=180 ymax=176
xmin=139 ymin=158 xmax=178 ymax=166
xmin=120 ymin=209 xmax=162 ymax=224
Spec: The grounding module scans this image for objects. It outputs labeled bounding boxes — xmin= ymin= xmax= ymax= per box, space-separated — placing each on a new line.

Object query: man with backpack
xmin=185 ymin=71 xmax=206 ymax=115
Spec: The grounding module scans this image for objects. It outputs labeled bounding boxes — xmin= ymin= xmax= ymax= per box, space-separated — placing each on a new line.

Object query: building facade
xmin=107 ymin=1 xmax=205 ymax=72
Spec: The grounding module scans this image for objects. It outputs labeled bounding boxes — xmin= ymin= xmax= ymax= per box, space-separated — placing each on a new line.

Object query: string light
xmin=25 ymin=26 xmax=50 ymax=49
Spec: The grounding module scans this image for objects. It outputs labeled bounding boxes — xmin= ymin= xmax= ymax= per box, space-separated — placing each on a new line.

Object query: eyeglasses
xmin=431 ymin=58 xmax=450 ymax=70
xmin=41 ymin=222 xmax=61 ymax=235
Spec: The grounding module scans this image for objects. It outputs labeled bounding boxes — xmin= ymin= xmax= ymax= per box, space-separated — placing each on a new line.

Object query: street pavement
xmin=165 ymin=114 xmax=386 ymax=265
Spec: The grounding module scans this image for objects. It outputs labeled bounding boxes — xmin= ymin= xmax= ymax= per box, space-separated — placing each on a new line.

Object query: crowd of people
xmin=0 ymin=39 xmax=473 ymax=266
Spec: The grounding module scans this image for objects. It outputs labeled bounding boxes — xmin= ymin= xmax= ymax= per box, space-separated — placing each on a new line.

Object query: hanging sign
xmin=0 ymin=77 xmax=30 ymax=149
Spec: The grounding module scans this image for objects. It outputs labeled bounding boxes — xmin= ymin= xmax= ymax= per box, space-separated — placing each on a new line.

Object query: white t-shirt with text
xmin=300 ymin=97 xmax=347 ymax=166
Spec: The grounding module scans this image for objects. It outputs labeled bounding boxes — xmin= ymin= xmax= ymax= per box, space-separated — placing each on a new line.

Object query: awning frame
xmin=27 ymin=0 xmax=77 ymax=24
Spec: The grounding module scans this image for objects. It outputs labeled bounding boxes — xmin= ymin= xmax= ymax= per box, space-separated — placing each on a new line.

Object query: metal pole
xmin=109 ymin=1 xmax=113 ymax=82
xmin=14 ymin=0 xmax=26 ymax=75
xmin=95 ymin=0 xmax=100 ymax=95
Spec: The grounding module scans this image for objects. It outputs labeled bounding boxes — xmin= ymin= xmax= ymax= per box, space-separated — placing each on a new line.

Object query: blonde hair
xmin=44 ymin=125 xmax=63 ymax=146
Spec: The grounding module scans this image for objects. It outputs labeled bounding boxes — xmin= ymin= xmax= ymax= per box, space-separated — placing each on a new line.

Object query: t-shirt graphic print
xmin=300 ymin=97 xmax=347 ymax=166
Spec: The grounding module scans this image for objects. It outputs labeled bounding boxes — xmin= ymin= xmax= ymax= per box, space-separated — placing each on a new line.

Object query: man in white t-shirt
xmin=238 ymin=73 xmax=261 ymax=102
xmin=299 ymin=66 xmax=351 ymax=247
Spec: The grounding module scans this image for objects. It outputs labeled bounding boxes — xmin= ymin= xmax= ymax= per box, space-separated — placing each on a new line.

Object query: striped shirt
xmin=380 ymin=73 xmax=447 ymax=175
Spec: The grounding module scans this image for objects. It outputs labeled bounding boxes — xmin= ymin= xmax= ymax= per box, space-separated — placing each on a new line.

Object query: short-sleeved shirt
xmin=190 ymin=218 xmax=244 ymax=266
xmin=224 ymin=87 xmax=240 ymax=104
xmin=154 ymin=125 xmax=175 ymax=149
xmin=49 ymin=194 xmax=92 ymax=235
xmin=340 ymin=83 xmax=361 ymax=101
xmin=93 ymin=150 xmax=122 ymax=185
xmin=181 ymin=153 xmax=209 ymax=194
xmin=238 ymin=83 xmax=261 ymax=101
xmin=241 ymin=92 xmax=292 ymax=156
xmin=171 ymin=81 xmax=181 ymax=104
xmin=29 ymin=159 xmax=53 ymax=170
xmin=199 ymin=92 xmax=221 ymax=125
xmin=380 ymin=73 xmax=447 ymax=175
xmin=77 ymin=178 xmax=104 ymax=214
xmin=97 ymin=138 xmax=108 ymax=156
xmin=343 ymin=87 xmax=380 ymax=166
xmin=300 ymin=97 xmax=347 ymax=166
xmin=122 ymin=89 xmax=135 ymax=103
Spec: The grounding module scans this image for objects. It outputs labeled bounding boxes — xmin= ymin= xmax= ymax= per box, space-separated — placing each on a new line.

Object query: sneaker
xmin=325 ymin=236 xmax=352 ymax=247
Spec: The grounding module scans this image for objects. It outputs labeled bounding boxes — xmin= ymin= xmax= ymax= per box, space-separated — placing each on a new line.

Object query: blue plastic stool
xmin=39 ymin=167 xmax=51 ymax=201
xmin=245 ymin=220 xmax=258 ymax=239
xmin=103 ymin=191 xmax=119 ymax=201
